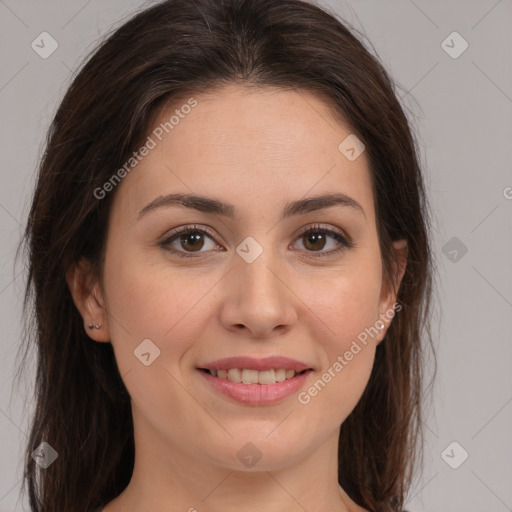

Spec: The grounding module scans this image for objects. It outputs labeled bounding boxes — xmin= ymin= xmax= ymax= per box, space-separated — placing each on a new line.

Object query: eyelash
xmin=159 ymin=223 xmax=354 ymax=259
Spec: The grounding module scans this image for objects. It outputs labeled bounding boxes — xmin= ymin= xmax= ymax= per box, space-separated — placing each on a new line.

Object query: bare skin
xmin=67 ymin=84 xmax=406 ymax=512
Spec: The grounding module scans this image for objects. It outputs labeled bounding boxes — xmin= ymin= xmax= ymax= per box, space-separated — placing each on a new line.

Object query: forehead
xmin=111 ymin=84 xmax=375 ymax=223
xmin=155 ymin=84 xmax=353 ymax=161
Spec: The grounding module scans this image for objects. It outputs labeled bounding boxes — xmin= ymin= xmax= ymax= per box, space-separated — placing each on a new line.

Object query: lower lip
xmin=197 ymin=369 xmax=312 ymax=405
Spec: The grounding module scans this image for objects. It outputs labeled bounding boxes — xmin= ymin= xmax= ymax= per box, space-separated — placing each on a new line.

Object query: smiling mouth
xmin=198 ymin=368 xmax=311 ymax=385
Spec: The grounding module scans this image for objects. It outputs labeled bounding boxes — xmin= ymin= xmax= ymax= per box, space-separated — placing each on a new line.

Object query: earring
xmin=88 ymin=323 xmax=102 ymax=329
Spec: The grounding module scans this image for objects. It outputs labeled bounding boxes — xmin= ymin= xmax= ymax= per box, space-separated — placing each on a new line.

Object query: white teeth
xmin=227 ymin=368 xmax=241 ymax=383
xmin=241 ymin=369 xmax=259 ymax=384
xmin=275 ymin=369 xmax=286 ymax=382
xmin=258 ymin=369 xmax=275 ymax=385
xmin=207 ymin=368 xmax=300 ymax=384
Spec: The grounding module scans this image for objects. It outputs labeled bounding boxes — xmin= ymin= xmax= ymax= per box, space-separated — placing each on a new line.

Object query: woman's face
xmin=76 ymin=84 xmax=405 ymax=472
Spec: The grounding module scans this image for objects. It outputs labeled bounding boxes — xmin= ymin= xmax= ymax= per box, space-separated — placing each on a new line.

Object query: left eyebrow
xmin=137 ymin=192 xmax=366 ymax=221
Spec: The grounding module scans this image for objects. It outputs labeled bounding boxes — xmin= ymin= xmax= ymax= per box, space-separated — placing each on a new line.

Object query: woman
xmin=16 ymin=0 xmax=435 ymax=510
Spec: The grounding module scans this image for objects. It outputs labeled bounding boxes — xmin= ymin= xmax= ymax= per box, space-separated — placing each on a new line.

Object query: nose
xmin=219 ymin=246 xmax=298 ymax=339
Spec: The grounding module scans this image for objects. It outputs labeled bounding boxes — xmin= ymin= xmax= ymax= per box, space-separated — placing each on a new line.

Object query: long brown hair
xmin=15 ymin=0 xmax=436 ymax=510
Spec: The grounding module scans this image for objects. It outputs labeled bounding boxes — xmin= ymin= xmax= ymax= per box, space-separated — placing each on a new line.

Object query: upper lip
xmin=198 ymin=356 xmax=312 ymax=372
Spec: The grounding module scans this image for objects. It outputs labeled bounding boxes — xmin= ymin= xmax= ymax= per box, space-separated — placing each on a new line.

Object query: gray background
xmin=1 ymin=1 xmax=511 ymax=510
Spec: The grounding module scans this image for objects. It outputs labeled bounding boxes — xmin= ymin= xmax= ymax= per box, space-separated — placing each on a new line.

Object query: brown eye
xmin=292 ymin=225 xmax=353 ymax=258
xmin=160 ymin=224 xmax=353 ymax=259
xmin=302 ymin=231 xmax=328 ymax=251
xmin=179 ymin=232 xmax=205 ymax=252
xmin=160 ymin=225 xmax=221 ymax=257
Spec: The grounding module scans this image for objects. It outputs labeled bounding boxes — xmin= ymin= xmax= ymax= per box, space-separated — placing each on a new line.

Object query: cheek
xmin=293 ymin=260 xmax=382 ymax=408
xmin=302 ymin=263 xmax=382 ymax=349
xmin=102 ymin=250 xmax=217 ymax=368
xmin=102 ymin=256 xmax=213 ymax=428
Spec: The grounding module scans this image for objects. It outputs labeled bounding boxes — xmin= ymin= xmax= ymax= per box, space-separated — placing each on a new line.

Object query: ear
xmin=65 ymin=258 xmax=110 ymax=342
xmin=375 ymin=239 xmax=407 ymax=344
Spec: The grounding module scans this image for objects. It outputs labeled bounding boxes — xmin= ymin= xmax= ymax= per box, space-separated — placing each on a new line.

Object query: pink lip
xmin=198 ymin=356 xmax=312 ymax=372
xmin=197 ymin=368 xmax=312 ymax=405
